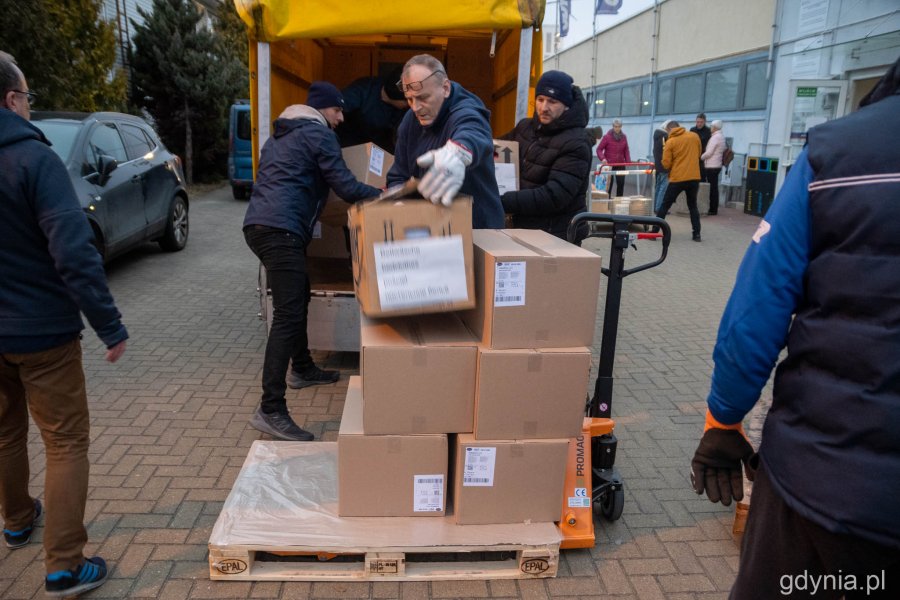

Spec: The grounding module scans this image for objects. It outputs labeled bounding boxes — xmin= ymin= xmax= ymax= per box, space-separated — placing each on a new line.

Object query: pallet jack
xmin=559 ymin=213 xmax=671 ymax=549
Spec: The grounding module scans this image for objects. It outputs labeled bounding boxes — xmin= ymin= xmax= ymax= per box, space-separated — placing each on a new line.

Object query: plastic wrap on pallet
xmin=209 ymin=441 xmax=561 ymax=548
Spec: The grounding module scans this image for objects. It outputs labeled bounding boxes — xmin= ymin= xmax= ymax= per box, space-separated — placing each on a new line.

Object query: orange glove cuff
xmin=704 ymin=409 xmax=745 ymax=434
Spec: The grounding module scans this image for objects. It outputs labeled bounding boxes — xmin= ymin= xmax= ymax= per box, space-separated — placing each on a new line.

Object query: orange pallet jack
xmin=559 ymin=213 xmax=671 ymax=549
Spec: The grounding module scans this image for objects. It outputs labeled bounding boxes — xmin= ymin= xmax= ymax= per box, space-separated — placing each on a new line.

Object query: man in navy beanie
xmin=497 ymin=69 xmax=593 ymax=242
xmin=243 ymin=81 xmax=381 ymax=441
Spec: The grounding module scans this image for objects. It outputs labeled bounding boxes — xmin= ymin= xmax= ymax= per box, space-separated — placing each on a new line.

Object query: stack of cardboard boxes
xmin=338 ymin=195 xmax=603 ymax=526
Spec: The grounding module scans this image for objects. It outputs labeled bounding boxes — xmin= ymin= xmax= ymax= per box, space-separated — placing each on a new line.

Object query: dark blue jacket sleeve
xmin=446 ymin=110 xmax=494 ymax=168
xmin=708 ymin=148 xmax=813 ymax=424
xmin=34 ymin=148 xmax=128 ymax=348
xmin=315 ymin=131 xmax=382 ymax=201
xmin=386 ymin=113 xmax=414 ymax=187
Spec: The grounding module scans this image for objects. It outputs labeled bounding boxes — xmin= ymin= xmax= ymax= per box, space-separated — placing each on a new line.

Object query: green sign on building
xmin=796 ymin=87 xmax=818 ymax=97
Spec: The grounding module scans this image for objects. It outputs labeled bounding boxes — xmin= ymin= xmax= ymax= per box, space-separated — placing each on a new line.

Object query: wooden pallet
xmin=209 ymin=441 xmax=562 ymax=582
xmin=209 ymin=542 xmax=559 ymax=581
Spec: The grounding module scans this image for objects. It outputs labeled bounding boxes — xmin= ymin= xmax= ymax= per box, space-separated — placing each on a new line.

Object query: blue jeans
xmin=654 ymin=172 xmax=669 ymax=213
xmin=244 ymin=226 xmax=314 ymax=414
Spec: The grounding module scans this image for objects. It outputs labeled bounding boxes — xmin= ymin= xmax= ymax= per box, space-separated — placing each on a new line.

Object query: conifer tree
xmin=0 ymin=0 xmax=126 ymax=111
xmin=130 ymin=0 xmax=244 ymax=183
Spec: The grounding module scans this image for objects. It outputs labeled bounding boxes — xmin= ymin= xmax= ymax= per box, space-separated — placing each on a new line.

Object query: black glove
xmin=691 ymin=428 xmax=755 ymax=506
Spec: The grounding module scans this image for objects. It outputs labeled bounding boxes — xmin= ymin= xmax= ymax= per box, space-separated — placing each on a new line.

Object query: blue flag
xmin=596 ymin=0 xmax=623 ymax=15
xmin=559 ymin=0 xmax=571 ymax=37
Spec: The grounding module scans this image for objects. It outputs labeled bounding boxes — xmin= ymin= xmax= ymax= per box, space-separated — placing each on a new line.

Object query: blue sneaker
xmin=46 ymin=556 xmax=108 ymax=597
xmin=3 ymin=498 xmax=42 ymax=549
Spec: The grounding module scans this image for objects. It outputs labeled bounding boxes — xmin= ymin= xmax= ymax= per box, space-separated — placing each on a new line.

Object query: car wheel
xmin=159 ymin=195 xmax=189 ymax=252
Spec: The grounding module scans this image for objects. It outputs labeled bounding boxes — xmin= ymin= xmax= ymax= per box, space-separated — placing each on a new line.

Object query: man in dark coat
xmin=691 ymin=58 xmax=900 ymax=598
xmin=243 ymin=81 xmax=381 ymax=442
xmin=387 ymin=54 xmax=504 ymax=229
xmin=498 ymin=70 xmax=593 ymax=241
xmin=690 ymin=112 xmax=711 ymax=182
xmin=336 ymin=65 xmax=408 ymax=153
xmin=1 ymin=50 xmax=127 ymax=598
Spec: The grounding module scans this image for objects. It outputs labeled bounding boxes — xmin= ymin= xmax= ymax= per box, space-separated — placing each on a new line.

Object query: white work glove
xmin=416 ymin=140 xmax=473 ymax=207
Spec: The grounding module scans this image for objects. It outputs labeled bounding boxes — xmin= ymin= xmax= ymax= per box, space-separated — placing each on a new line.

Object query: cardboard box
xmin=307 ymin=221 xmax=350 ymax=259
xmin=361 ymin=313 xmax=476 ymax=434
xmin=349 ymin=191 xmax=475 ymax=318
xmin=453 ymin=434 xmax=569 ymax=525
xmin=459 ymin=229 xmax=602 ymax=349
xmin=493 ymin=139 xmax=519 ymax=195
xmin=474 ymin=346 xmax=591 ymax=439
xmin=320 ymin=143 xmax=393 ymax=227
xmin=338 ymin=377 xmax=448 ymax=517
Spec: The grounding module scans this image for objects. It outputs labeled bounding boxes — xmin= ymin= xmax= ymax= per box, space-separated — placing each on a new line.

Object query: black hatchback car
xmin=31 ymin=112 xmax=189 ymax=262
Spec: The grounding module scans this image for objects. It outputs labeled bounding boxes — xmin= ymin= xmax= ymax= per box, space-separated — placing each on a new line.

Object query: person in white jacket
xmin=701 ymin=120 xmax=725 ymax=215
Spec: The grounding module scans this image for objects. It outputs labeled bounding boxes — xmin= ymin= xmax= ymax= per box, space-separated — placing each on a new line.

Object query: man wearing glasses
xmin=1 ymin=51 xmax=128 ymax=597
xmin=387 ymin=54 xmax=504 ymax=229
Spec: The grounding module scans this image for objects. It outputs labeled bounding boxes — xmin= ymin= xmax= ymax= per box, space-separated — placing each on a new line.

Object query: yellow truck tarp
xmin=234 ymin=0 xmax=543 ymax=41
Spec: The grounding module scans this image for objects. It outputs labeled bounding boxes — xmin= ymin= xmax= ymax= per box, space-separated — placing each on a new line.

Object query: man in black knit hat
xmin=497 ymin=70 xmax=593 ymax=242
xmin=243 ymin=81 xmax=381 ymax=441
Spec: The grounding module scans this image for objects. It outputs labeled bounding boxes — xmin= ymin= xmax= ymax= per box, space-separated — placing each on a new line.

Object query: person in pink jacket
xmin=700 ymin=120 xmax=725 ymax=215
xmin=596 ymin=118 xmax=631 ymax=198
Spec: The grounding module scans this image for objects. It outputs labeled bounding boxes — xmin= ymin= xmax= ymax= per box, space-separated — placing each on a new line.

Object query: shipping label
xmin=462 ymin=447 xmax=496 ymax=487
xmin=413 ymin=474 xmax=444 ymax=512
xmin=369 ymin=146 xmax=385 ymax=176
xmin=375 ymin=236 xmax=468 ymax=310
xmin=493 ymin=261 xmax=526 ymax=307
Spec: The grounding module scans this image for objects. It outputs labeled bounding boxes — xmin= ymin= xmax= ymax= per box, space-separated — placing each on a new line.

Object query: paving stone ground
xmin=1 ymin=185 xmax=766 ymax=599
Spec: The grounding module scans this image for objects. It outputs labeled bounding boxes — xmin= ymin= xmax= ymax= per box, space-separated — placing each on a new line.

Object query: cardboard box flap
xmin=361 ymin=313 xmax=476 ymax=348
xmin=502 ymin=229 xmax=601 ymax=259
xmin=338 ymin=377 xmax=364 ymax=435
xmin=470 ymin=229 xmax=541 ymax=258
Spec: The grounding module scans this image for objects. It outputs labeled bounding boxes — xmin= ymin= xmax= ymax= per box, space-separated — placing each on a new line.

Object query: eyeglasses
xmin=395 ymin=70 xmax=445 ymax=94
xmin=11 ymin=89 xmax=37 ymax=103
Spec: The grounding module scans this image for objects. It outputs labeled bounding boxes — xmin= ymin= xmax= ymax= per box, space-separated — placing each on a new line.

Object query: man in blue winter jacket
xmin=1 ymin=51 xmax=128 ymax=598
xmin=243 ymin=81 xmax=381 ymax=442
xmin=387 ymin=54 xmax=505 ymax=229
xmin=691 ymin=57 xmax=900 ymax=598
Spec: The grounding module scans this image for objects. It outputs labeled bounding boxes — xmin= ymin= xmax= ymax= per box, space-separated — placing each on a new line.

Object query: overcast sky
xmin=545 ymin=0 xmax=656 ymax=53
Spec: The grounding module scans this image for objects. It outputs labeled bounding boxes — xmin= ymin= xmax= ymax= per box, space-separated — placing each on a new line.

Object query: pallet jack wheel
xmin=597 ymin=486 xmax=624 ymax=521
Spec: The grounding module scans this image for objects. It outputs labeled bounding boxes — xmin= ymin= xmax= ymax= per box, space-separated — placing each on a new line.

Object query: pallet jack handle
xmin=567 ymin=213 xmax=671 ymax=418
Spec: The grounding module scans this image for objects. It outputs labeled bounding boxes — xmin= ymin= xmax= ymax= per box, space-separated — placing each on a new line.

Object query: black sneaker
xmin=692 ymin=235 xmax=702 ymax=242
xmin=287 ymin=366 xmax=340 ymax=389
xmin=45 ymin=556 xmax=107 ymax=597
xmin=3 ymin=498 xmax=42 ymax=549
xmin=249 ymin=407 xmax=314 ymax=441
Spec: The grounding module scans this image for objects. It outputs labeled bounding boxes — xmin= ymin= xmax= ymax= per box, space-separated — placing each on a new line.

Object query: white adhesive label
xmin=568 ymin=487 xmax=591 ymax=508
xmin=312 ymin=221 xmax=322 ymax=239
xmin=495 ymin=162 xmax=518 ymax=195
xmin=369 ymin=146 xmax=385 ymax=176
xmin=375 ymin=236 xmax=468 ymax=310
xmin=462 ymin=447 xmax=496 ymax=487
xmin=493 ymin=261 xmax=526 ymax=307
xmin=413 ymin=474 xmax=444 ymax=512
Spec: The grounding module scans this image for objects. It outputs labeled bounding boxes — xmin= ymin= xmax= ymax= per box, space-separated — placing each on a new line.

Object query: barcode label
xmin=494 ymin=262 xmax=526 ymax=307
xmin=413 ymin=474 xmax=444 ymax=512
xmin=463 ymin=447 xmax=496 ymax=487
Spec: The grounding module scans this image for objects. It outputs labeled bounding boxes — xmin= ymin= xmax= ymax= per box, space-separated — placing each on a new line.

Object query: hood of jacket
xmin=532 ymin=85 xmax=589 ymax=134
xmin=668 ymin=126 xmax=687 ymax=138
xmin=0 ymin=108 xmax=49 ymax=149
xmin=273 ymin=104 xmax=329 ymax=137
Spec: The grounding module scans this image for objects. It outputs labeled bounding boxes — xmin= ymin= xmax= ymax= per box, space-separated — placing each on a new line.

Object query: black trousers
xmin=707 ymin=167 xmax=722 ymax=214
xmin=655 ymin=180 xmax=700 ymax=237
xmin=244 ymin=226 xmax=315 ymax=414
xmin=607 ymin=170 xmax=626 ymax=198
xmin=731 ymin=463 xmax=899 ymax=599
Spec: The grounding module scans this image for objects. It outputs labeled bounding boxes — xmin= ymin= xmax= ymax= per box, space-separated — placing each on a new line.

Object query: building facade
xmin=545 ymin=0 xmax=900 ymax=194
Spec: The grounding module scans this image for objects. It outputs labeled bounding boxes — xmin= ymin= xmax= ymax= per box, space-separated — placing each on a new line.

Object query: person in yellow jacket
xmin=653 ymin=121 xmax=703 ymax=241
